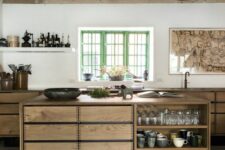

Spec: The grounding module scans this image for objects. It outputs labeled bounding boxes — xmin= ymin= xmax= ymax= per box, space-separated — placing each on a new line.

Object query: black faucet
xmin=184 ymin=71 xmax=190 ymax=89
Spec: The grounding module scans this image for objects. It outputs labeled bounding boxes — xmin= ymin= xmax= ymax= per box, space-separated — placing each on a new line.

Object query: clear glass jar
xmin=157 ymin=111 xmax=165 ymax=125
xmin=192 ymin=109 xmax=200 ymax=125
xmin=177 ymin=110 xmax=184 ymax=125
xmin=184 ymin=110 xmax=192 ymax=125
xmin=170 ymin=111 xmax=177 ymax=125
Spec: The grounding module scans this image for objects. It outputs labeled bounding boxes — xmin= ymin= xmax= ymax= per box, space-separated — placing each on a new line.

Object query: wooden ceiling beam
xmin=3 ymin=0 xmax=225 ymax=4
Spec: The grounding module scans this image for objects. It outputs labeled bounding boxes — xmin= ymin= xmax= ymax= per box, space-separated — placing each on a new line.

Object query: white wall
xmin=0 ymin=0 xmax=2 ymax=71
xmin=2 ymin=4 xmax=225 ymax=89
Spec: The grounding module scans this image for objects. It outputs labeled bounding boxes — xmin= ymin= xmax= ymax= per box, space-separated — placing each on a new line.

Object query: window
xmin=80 ymin=28 xmax=153 ymax=81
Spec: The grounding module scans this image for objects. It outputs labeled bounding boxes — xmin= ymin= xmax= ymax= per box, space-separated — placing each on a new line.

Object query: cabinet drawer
xmin=0 ymin=104 xmax=19 ymax=114
xmin=211 ymin=114 xmax=215 ymax=134
xmin=80 ymin=124 xmax=133 ymax=140
xmin=0 ymin=92 xmax=39 ymax=103
xmin=216 ymin=92 xmax=225 ymax=102
xmin=80 ymin=142 xmax=133 ymax=150
xmin=24 ymin=125 xmax=78 ymax=141
xmin=216 ymin=114 xmax=225 ymax=134
xmin=24 ymin=143 xmax=78 ymax=150
xmin=79 ymin=106 xmax=133 ymax=122
xmin=179 ymin=92 xmax=215 ymax=101
xmin=211 ymin=103 xmax=216 ymax=113
xmin=216 ymin=103 xmax=225 ymax=113
xmin=24 ymin=106 xmax=78 ymax=122
xmin=0 ymin=115 xmax=19 ymax=135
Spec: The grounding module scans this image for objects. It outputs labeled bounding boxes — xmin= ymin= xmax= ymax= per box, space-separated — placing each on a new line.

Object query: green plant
xmin=89 ymin=88 xmax=109 ymax=98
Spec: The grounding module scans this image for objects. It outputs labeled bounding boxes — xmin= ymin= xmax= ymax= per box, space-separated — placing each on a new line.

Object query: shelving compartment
xmin=135 ymin=103 xmax=210 ymax=150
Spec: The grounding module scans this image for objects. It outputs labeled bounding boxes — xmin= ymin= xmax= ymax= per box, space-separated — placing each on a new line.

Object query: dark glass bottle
xmin=65 ymin=35 xmax=71 ymax=47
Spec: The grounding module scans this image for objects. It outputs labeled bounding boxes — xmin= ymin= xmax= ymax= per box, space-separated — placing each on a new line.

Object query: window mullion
xmin=100 ymin=32 xmax=106 ymax=67
xmin=146 ymin=32 xmax=150 ymax=70
xmin=124 ymin=32 xmax=129 ymax=67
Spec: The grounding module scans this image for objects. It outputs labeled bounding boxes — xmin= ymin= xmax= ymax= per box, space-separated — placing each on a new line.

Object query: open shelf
xmin=0 ymin=47 xmax=75 ymax=53
xmin=137 ymin=125 xmax=208 ymax=129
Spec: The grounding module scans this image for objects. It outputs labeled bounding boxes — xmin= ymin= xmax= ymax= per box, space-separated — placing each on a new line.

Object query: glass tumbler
xmin=177 ymin=110 xmax=184 ymax=125
xmin=192 ymin=109 xmax=200 ymax=125
xmin=184 ymin=110 xmax=192 ymax=125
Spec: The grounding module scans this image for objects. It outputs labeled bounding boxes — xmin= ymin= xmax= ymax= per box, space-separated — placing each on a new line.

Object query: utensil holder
xmin=15 ymin=71 xmax=28 ymax=90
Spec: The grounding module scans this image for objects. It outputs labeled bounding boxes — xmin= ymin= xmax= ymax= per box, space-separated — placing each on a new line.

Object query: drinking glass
xmin=192 ymin=109 xmax=200 ymax=125
xmin=184 ymin=110 xmax=192 ymax=125
xmin=177 ymin=110 xmax=184 ymax=125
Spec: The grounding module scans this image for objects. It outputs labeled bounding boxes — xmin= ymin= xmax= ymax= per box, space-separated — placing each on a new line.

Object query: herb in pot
xmin=90 ymin=88 xmax=109 ymax=98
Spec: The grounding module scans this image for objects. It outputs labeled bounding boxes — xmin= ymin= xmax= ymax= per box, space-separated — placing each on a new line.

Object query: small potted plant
xmin=100 ymin=66 xmax=127 ymax=81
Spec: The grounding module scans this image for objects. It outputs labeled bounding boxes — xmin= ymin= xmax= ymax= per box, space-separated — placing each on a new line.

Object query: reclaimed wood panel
xmin=179 ymin=92 xmax=215 ymax=102
xmin=24 ymin=125 xmax=78 ymax=140
xmin=24 ymin=143 xmax=78 ymax=150
xmin=24 ymin=106 xmax=77 ymax=122
xmin=80 ymin=124 xmax=132 ymax=140
xmin=0 ymin=115 xmax=19 ymax=136
xmin=0 ymin=104 xmax=19 ymax=114
xmin=216 ymin=114 xmax=225 ymax=134
xmin=80 ymin=142 xmax=133 ymax=150
xmin=0 ymin=92 xmax=40 ymax=103
xmin=216 ymin=92 xmax=225 ymax=102
xmin=79 ymin=106 xmax=133 ymax=122
xmin=216 ymin=103 xmax=225 ymax=113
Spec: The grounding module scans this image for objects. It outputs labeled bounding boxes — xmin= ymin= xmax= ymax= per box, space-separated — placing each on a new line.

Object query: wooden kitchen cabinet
xmin=20 ymin=94 xmax=212 ymax=150
xmin=24 ymin=124 xmax=78 ymax=141
xmin=24 ymin=143 xmax=78 ymax=150
xmin=22 ymin=104 xmax=134 ymax=150
xmin=0 ymin=115 xmax=19 ymax=135
xmin=24 ymin=106 xmax=78 ymax=122
xmin=79 ymin=124 xmax=133 ymax=140
xmin=79 ymin=106 xmax=133 ymax=122
xmin=0 ymin=92 xmax=39 ymax=137
xmin=80 ymin=142 xmax=133 ymax=150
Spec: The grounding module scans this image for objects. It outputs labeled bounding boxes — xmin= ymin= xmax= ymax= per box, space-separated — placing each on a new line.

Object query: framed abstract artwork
xmin=169 ymin=28 xmax=225 ymax=74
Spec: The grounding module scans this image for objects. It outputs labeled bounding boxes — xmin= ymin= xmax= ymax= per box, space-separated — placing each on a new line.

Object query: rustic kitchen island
xmin=20 ymin=94 xmax=211 ymax=150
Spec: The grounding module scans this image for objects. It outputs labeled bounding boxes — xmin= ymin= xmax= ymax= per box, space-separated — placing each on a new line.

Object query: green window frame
xmin=81 ymin=30 xmax=150 ymax=80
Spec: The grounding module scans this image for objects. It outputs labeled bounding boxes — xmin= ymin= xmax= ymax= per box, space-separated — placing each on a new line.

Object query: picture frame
xmin=169 ymin=28 xmax=225 ymax=74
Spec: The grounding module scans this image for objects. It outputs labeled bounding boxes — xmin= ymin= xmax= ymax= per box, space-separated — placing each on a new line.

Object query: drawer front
xmin=24 ymin=106 xmax=78 ymax=122
xmin=211 ymin=114 xmax=216 ymax=134
xmin=216 ymin=114 xmax=225 ymax=134
xmin=0 ymin=115 xmax=19 ymax=135
xmin=216 ymin=92 xmax=225 ymax=102
xmin=0 ymin=92 xmax=39 ymax=103
xmin=216 ymin=103 xmax=225 ymax=113
xmin=79 ymin=106 xmax=133 ymax=122
xmin=24 ymin=143 xmax=78 ymax=150
xmin=179 ymin=92 xmax=215 ymax=101
xmin=24 ymin=125 xmax=78 ymax=141
xmin=0 ymin=104 xmax=19 ymax=114
xmin=211 ymin=103 xmax=216 ymax=113
xmin=80 ymin=124 xmax=133 ymax=140
xmin=80 ymin=142 xmax=133 ymax=150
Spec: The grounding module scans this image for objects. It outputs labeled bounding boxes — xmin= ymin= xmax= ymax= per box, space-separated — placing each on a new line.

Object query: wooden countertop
xmin=22 ymin=94 xmax=209 ymax=106
xmin=1 ymin=88 xmax=225 ymax=93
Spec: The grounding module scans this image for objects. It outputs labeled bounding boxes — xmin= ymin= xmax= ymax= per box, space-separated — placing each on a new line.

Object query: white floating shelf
xmin=0 ymin=47 xmax=75 ymax=53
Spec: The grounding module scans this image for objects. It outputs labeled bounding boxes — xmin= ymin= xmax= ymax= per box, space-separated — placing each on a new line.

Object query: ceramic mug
xmin=173 ymin=138 xmax=188 ymax=148
xmin=179 ymin=129 xmax=188 ymax=139
xmin=190 ymin=135 xmax=198 ymax=147
xmin=147 ymin=137 xmax=156 ymax=148
xmin=137 ymin=137 xmax=145 ymax=148
xmin=157 ymin=137 xmax=171 ymax=148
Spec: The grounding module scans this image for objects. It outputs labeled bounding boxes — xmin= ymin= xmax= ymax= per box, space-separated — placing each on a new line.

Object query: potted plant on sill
xmin=100 ymin=66 xmax=127 ymax=81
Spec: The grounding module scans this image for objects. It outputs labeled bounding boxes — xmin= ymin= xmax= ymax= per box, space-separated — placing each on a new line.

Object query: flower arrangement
xmin=100 ymin=66 xmax=127 ymax=81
